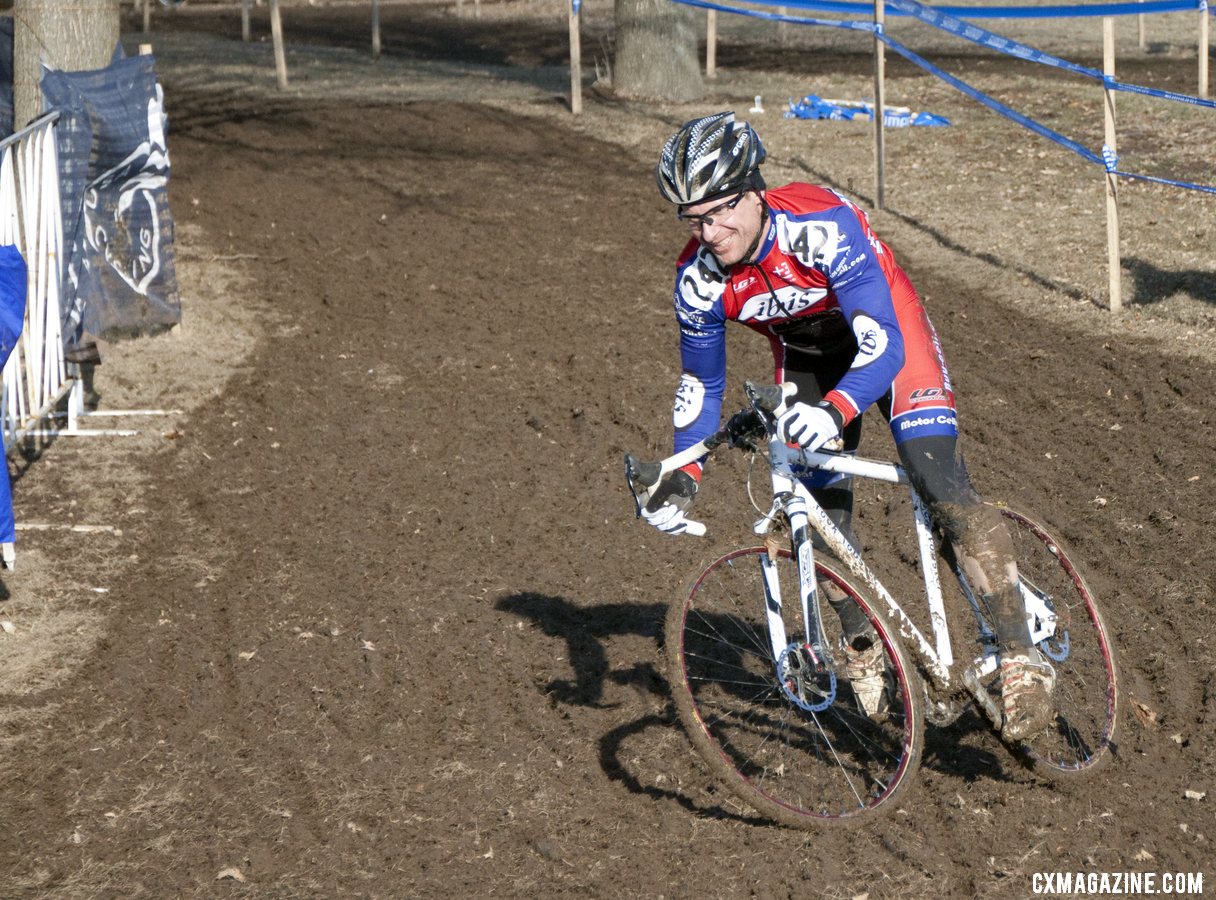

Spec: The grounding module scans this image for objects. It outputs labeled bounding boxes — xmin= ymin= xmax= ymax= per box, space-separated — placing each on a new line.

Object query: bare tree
xmin=12 ymin=0 xmax=120 ymax=129
xmin=613 ymin=0 xmax=703 ymax=101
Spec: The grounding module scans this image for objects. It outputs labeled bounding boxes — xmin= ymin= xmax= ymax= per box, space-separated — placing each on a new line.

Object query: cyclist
xmin=639 ymin=111 xmax=1054 ymax=743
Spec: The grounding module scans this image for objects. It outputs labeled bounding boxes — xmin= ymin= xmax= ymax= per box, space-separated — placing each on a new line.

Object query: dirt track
xmin=0 ymin=3 xmax=1214 ymax=897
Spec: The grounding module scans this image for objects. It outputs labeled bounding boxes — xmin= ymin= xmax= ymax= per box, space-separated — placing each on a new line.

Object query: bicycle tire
xmin=667 ymin=548 xmax=925 ymax=828
xmin=997 ymin=505 xmax=1120 ymax=776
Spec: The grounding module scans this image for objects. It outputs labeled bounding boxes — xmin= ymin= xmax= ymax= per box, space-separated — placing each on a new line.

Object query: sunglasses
xmin=677 ymin=191 xmax=748 ymax=230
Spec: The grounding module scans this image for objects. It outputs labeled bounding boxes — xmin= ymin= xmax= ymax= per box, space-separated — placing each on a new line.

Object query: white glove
xmin=641 ymin=471 xmax=704 ymax=537
xmin=776 ymin=402 xmax=840 ymax=452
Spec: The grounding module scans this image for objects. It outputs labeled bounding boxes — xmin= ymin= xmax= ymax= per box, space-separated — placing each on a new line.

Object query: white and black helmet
xmin=655 ymin=111 xmax=766 ymax=206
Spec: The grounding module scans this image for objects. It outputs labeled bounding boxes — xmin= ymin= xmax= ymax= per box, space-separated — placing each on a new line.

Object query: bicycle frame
xmin=752 ymin=439 xmax=1062 ymax=727
xmin=624 ymin=379 xmax=1065 ymax=727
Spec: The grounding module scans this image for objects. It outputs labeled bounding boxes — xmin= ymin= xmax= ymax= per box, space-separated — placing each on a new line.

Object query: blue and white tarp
xmin=0 ymin=245 xmax=26 ymax=544
xmin=786 ymin=94 xmax=951 ymax=127
xmin=41 ymin=49 xmax=180 ymax=344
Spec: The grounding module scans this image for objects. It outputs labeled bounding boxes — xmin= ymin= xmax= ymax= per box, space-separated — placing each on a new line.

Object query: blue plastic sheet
xmin=0 ymin=244 xmax=26 ymax=545
xmin=786 ymin=94 xmax=951 ymax=126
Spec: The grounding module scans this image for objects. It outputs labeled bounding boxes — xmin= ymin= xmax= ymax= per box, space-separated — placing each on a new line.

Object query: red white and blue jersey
xmin=671 ymin=183 xmax=957 ymax=462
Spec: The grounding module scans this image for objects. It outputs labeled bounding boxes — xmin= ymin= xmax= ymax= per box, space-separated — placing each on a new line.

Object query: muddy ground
xmin=0 ymin=1 xmax=1213 ymax=897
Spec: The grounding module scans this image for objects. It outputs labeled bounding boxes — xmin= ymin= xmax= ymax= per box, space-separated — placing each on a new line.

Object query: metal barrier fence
xmin=0 ymin=112 xmax=72 ymax=452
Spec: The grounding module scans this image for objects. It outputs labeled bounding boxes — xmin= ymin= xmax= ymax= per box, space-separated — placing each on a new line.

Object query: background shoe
xmin=842 ymin=639 xmax=888 ymax=716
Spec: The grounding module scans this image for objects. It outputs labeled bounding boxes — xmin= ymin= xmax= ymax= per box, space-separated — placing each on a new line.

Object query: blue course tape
xmin=683 ymin=0 xmax=1216 ymax=194
xmin=879 ymin=34 xmax=1103 ymax=164
xmin=882 ymin=35 xmax=1216 ymax=193
xmin=671 ymin=0 xmax=877 ymax=30
xmin=887 ymin=0 xmax=1216 ymax=108
xmin=885 ymin=0 xmax=1104 ymax=78
xmin=748 ymin=0 xmax=1199 ymax=17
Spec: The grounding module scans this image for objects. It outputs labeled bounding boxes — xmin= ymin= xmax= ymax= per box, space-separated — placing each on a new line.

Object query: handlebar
xmin=624 ymin=381 xmax=797 ymax=533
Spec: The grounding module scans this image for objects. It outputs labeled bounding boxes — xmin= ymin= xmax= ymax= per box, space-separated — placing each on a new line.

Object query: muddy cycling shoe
xmin=841 ymin=638 xmax=888 ymax=717
xmin=999 ymin=651 xmax=1056 ymax=742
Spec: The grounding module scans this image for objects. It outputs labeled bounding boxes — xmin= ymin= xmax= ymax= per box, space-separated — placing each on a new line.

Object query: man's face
xmin=678 ymin=190 xmax=764 ymax=267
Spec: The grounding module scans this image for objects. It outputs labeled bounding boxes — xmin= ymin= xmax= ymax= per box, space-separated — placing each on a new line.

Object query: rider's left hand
xmin=776 ymin=402 xmax=840 ymax=452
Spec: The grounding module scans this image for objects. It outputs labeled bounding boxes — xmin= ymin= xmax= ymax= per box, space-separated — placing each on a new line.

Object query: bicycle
xmin=625 ymin=382 xmax=1119 ymax=829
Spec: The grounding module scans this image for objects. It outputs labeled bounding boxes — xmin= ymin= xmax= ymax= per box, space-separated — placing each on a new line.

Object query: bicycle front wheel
xmin=998 ymin=505 xmax=1119 ymax=775
xmin=667 ymin=548 xmax=924 ymax=828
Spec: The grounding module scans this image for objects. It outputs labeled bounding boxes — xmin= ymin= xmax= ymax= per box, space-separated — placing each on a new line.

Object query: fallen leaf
xmin=1 ymin=621 xmax=14 ymax=634
xmin=1131 ymin=699 xmax=1158 ymax=727
xmin=1133 ymin=848 xmax=1154 ymax=862
xmin=1184 ymin=789 xmax=1206 ymax=801
xmin=238 ymin=650 xmax=256 ymax=661
xmin=216 ymin=867 xmax=246 ymax=882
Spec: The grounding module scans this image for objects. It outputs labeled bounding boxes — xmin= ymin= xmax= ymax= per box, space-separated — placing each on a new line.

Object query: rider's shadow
xmin=922 ymin=713 xmax=1014 ymax=783
xmin=495 ymin=591 xmax=668 ymax=708
xmin=498 ymin=591 xmax=1029 ymax=806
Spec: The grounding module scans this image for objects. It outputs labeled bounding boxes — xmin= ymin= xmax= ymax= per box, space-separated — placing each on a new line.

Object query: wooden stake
xmin=1138 ymin=0 xmax=1145 ymax=50
xmin=1103 ymin=18 xmax=1122 ymax=313
xmin=873 ymin=0 xmax=886 ymax=210
xmin=372 ymin=0 xmax=381 ymax=59
xmin=270 ymin=0 xmax=288 ymax=89
xmin=1201 ymin=4 xmax=1210 ymax=100
xmin=706 ymin=9 xmax=717 ymax=79
xmin=143 ymin=0 xmax=151 ymax=33
xmin=569 ymin=1 xmax=582 ymax=115
xmin=242 ymin=0 xmax=251 ymax=42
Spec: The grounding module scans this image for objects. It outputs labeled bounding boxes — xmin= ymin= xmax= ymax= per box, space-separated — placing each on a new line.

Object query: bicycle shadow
xmin=496 ymin=590 xmax=774 ymax=827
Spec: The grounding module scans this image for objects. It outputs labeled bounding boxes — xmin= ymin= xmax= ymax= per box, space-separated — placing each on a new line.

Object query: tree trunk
xmin=13 ymin=0 xmax=120 ymax=130
xmin=613 ymin=0 xmax=703 ymax=102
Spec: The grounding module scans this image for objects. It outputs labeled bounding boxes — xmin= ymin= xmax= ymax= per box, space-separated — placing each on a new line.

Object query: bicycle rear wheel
xmin=667 ymin=548 xmax=924 ymax=828
xmin=998 ymin=505 xmax=1119 ymax=775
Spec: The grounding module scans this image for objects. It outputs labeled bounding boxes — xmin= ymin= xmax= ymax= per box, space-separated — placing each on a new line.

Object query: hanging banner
xmin=41 ymin=50 xmax=180 ymax=345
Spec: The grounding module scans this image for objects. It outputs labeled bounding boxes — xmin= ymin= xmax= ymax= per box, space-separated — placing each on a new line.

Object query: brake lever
xmin=623 ymin=454 xmax=661 ymax=516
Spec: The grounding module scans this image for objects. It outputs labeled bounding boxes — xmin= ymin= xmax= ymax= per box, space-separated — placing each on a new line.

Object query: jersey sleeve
xmin=809 ymin=205 xmax=905 ymax=423
xmin=671 ymin=248 xmax=728 ymax=471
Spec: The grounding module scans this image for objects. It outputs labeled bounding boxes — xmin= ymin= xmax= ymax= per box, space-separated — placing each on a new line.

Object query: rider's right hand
xmin=641 ymin=470 xmax=703 ymax=536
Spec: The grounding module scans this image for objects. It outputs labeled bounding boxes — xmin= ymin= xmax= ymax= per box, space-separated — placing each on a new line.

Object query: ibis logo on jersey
xmin=847 ymin=313 xmax=888 ymax=369
xmin=673 ymin=373 xmax=706 ymax=429
xmin=776 ymin=217 xmax=842 ymax=269
xmin=737 ymin=286 xmax=827 ymax=322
